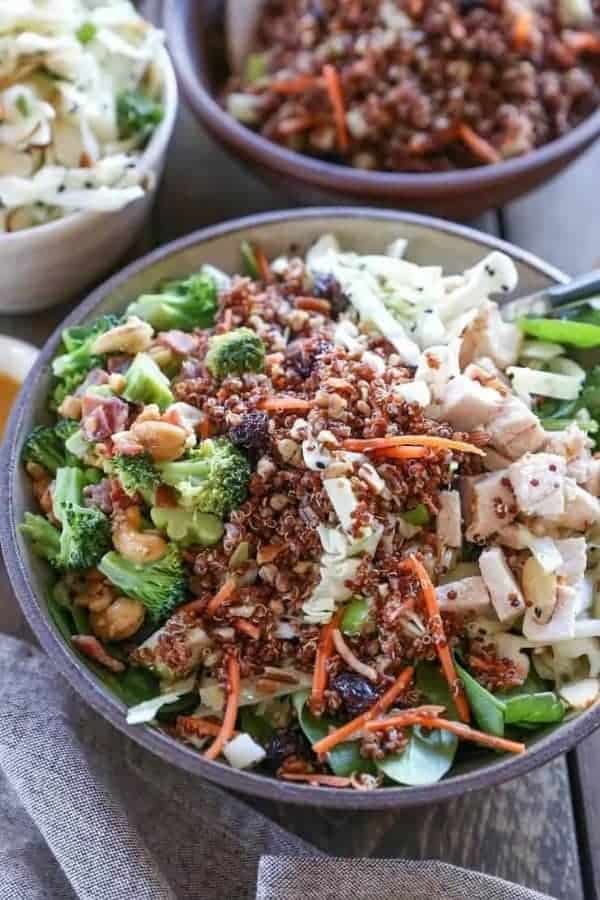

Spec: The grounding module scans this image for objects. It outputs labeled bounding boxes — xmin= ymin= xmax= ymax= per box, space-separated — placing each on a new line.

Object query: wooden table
xmin=2 ymin=97 xmax=599 ymax=900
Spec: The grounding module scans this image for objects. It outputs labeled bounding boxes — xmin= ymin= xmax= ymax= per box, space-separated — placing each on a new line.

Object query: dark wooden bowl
xmin=3 ymin=208 xmax=600 ymax=809
xmin=165 ymin=0 xmax=600 ymax=219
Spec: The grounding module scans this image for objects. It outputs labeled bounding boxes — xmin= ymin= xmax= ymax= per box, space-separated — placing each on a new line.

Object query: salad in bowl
xmin=0 ymin=0 xmax=165 ymax=232
xmin=17 ymin=229 xmax=600 ymax=791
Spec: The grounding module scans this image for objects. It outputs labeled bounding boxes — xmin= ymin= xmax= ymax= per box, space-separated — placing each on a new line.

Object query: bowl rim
xmin=3 ymin=206 xmax=600 ymax=811
xmin=0 ymin=43 xmax=178 ymax=245
xmin=165 ymin=0 xmax=600 ymax=199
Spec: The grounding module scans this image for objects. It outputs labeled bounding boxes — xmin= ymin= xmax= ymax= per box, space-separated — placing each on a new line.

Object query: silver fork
xmin=501 ymin=269 xmax=600 ymax=321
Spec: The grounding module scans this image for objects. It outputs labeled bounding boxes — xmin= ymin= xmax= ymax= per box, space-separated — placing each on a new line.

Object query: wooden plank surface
xmin=0 ymin=68 xmax=596 ymax=900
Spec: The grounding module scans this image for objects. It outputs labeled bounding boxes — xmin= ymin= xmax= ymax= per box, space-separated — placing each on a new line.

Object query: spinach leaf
xmin=240 ymin=707 xmax=275 ymax=746
xmin=416 ymin=662 xmax=459 ymax=720
xmin=496 ymin=669 xmax=548 ymax=700
xmin=377 ymin=726 xmax=458 ymax=786
xmin=156 ymin=693 xmax=199 ymax=723
xmin=456 ymin=663 xmax=505 ymax=737
xmin=71 ymin=605 xmax=90 ymax=635
xmin=504 ymin=693 xmax=565 ymax=726
xmin=99 ymin=666 xmax=160 ymax=707
xmin=292 ymin=691 xmax=374 ymax=777
xmin=47 ymin=591 xmax=76 ymax=643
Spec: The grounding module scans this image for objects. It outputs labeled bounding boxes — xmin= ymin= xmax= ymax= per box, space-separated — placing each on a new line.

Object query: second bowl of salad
xmin=3 ymin=208 xmax=600 ymax=808
xmin=0 ymin=0 xmax=177 ymax=312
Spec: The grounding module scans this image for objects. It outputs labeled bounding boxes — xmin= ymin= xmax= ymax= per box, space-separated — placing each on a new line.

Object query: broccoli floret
xmin=51 ymin=314 xmax=122 ymax=409
xmin=205 ymin=327 xmax=266 ymax=380
xmin=151 ymin=506 xmax=224 ymax=546
xmin=112 ymin=452 xmax=160 ymax=500
xmin=158 ymin=438 xmax=251 ymax=517
xmin=20 ymin=513 xmax=61 ymax=567
xmin=117 ymin=89 xmax=163 ymax=142
xmin=98 ymin=545 xmax=186 ymax=622
xmin=22 ymin=419 xmax=79 ymax=474
xmin=122 ymin=352 xmax=174 ymax=411
xmin=53 ymin=467 xmax=112 ymax=570
xmin=126 ymin=272 xmax=218 ymax=332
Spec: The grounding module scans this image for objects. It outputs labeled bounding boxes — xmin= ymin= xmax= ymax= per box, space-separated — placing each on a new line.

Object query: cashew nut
xmin=90 ymin=596 xmax=146 ymax=642
xmin=130 ymin=419 xmax=187 ymax=462
xmin=75 ymin=575 xmax=116 ymax=613
xmin=113 ymin=506 xmax=168 ymax=563
xmin=57 ymin=394 xmax=82 ymax=420
xmin=148 ymin=344 xmax=175 ymax=370
xmin=91 ymin=316 xmax=154 ymax=355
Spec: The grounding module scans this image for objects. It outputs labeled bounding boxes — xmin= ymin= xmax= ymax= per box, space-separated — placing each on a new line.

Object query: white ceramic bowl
xmin=0 ymin=46 xmax=178 ymax=314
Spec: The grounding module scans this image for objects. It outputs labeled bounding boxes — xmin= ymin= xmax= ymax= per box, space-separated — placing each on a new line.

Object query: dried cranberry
xmin=285 ymin=337 xmax=332 ymax=379
xmin=229 ymin=412 xmax=270 ymax=458
xmin=313 ymin=273 xmax=349 ymax=317
xmin=331 ymin=672 xmax=381 ymax=719
xmin=264 ymin=727 xmax=311 ymax=773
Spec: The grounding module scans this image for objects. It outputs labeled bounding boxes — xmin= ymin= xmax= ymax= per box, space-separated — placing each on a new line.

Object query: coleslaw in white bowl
xmin=0 ymin=0 xmax=177 ymax=312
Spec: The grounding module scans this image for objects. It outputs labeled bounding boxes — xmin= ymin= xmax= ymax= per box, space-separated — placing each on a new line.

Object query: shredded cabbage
xmin=0 ymin=0 xmax=165 ymax=231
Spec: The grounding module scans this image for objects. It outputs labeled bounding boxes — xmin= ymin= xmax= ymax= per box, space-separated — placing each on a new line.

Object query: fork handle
xmin=544 ymin=269 xmax=600 ymax=311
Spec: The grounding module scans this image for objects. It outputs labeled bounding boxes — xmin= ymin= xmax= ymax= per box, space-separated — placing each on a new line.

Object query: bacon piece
xmin=72 ymin=635 xmax=125 ymax=672
xmin=75 ymin=368 xmax=110 ymax=395
xmin=83 ymin=478 xmax=113 ymax=515
xmin=157 ymin=330 xmax=201 ymax=356
xmin=81 ymin=395 xmax=130 ymax=442
xmin=107 ymin=355 xmax=132 ymax=374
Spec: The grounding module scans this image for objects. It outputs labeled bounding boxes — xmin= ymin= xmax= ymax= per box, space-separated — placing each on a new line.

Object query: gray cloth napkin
xmin=0 ymin=632 xmax=555 ymax=900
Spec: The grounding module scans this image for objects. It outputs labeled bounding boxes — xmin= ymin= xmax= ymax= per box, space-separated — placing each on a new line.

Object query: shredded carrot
xmin=458 ymin=123 xmax=500 ymax=165
xmin=564 ymin=31 xmax=600 ymax=54
xmin=342 ymin=435 xmax=485 ymax=456
xmin=233 ymin=618 xmax=261 ymax=640
xmin=295 ymin=296 xmax=332 ymax=315
xmin=312 ymin=666 xmax=414 ymax=756
xmin=370 ymin=446 xmax=431 ymax=461
xmin=322 ymin=64 xmax=349 ymax=152
xmin=204 ymin=656 xmax=241 ymax=761
xmin=206 ymin=577 xmax=238 ymax=617
xmin=222 ymin=308 xmax=233 ymax=332
xmin=310 ymin=610 xmax=343 ymax=715
xmin=258 ymin=397 xmax=312 ymax=412
xmin=254 ymin=245 xmax=273 ymax=283
xmin=256 ymin=542 xmax=285 ymax=564
xmin=512 ymin=10 xmax=534 ymax=50
xmin=177 ymin=716 xmax=224 ymax=738
xmin=406 ymin=555 xmax=470 ymax=723
xmin=364 ymin=705 xmax=447 ymax=731
xmin=281 ymin=772 xmax=352 ymax=787
xmin=270 ymin=74 xmax=323 ymax=94
xmin=409 ymin=715 xmax=525 ymax=754
xmin=179 ymin=595 xmax=207 ymax=615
